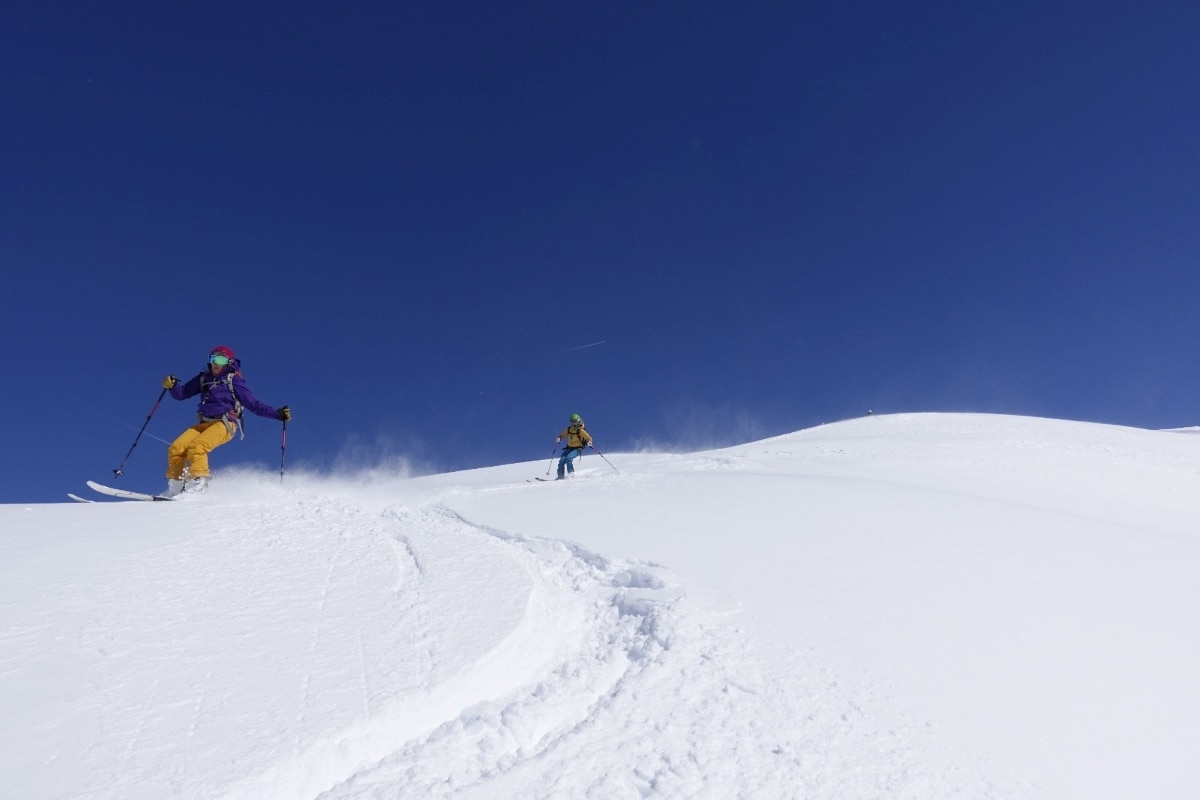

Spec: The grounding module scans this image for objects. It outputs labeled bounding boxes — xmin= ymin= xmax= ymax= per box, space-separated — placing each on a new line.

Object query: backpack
xmin=198 ymin=369 xmax=245 ymax=439
xmin=566 ymin=420 xmax=587 ymax=445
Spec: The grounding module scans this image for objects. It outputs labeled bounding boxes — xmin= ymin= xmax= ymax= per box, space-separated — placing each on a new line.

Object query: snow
xmin=3 ymin=412 xmax=1199 ymax=799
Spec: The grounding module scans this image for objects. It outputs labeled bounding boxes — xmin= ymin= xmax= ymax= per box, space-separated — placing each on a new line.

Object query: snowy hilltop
xmin=4 ymin=413 xmax=1199 ymax=799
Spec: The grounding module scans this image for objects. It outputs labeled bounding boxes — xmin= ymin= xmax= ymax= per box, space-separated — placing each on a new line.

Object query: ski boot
xmin=183 ymin=476 xmax=211 ymax=494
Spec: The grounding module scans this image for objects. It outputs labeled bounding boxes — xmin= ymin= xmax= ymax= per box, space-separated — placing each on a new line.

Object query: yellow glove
xmin=162 ymin=375 xmax=178 ymax=389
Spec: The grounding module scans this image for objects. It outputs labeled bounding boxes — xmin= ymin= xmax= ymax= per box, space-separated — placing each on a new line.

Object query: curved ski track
xmin=213 ymin=494 xmax=807 ymax=799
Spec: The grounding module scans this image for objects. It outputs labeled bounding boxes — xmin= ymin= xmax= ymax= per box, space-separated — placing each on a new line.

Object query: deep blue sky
xmin=4 ymin=2 xmax=1199 ymax=502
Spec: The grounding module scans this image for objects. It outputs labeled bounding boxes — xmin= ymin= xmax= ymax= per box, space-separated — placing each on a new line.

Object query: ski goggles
xmin=209 ymin=353 xmax=231 ymax=367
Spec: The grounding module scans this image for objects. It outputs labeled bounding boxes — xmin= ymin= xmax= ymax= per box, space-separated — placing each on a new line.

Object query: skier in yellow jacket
xmin=555 ymin=413 xmax=593 ymax=479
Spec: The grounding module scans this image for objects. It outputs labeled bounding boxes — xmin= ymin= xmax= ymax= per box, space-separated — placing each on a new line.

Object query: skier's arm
xmin=171 ymin=373 xmax=202 ymax=401
xmin=231 ymin=375 xmax=280 ymax=419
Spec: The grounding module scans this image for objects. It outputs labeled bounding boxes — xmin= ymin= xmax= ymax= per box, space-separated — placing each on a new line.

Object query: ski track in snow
xmin=211 ymin=489 xmax=1004 ymax=799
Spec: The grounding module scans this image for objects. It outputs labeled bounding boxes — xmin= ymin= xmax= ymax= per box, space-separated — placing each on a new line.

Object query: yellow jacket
xmin=557 ymin=423 xmax=592 ymax=450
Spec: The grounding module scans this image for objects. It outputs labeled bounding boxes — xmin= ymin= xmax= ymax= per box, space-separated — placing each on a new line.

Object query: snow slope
xmin=3 ymin=413 xmax=1198 ymax=799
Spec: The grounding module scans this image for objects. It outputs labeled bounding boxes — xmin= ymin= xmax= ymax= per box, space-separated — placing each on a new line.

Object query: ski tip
xmin=85 ymin=480 xmax=175 ymax=502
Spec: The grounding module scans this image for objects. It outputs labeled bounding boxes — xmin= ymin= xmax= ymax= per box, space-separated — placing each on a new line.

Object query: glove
xmin=276 ymin=405 xmax=291 ymax=422
xmin=162 ymin=375 xmax=178 ymax=389
xmin=555 ymin=438 xmax=561 ymax=444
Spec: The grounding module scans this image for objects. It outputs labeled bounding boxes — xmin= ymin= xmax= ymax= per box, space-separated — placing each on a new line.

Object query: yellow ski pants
xmin=166 ymin=420 xmax=234 ymax=479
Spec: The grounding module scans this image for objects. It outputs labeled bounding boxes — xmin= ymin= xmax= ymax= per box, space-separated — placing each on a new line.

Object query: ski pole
xmin=589 ymin=444 xmax=619 ymax=473
xmin=279 ymin=419 xmax=288 ymax=483
xmin=113 ymin=387 xmax=168 ymax=477
xmin=545 ymin=445 xmax=559 ymax=476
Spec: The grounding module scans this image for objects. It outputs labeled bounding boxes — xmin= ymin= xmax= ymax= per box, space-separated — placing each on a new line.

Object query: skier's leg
xmin=183 ymin=421 xmax=235 ymax=478
xmin=167 ymin=425 xmax=203 ymax=479
xmin=565 ymin=448 xmax=580 ymax=475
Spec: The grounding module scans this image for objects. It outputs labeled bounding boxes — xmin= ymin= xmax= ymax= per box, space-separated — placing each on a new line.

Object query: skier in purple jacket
xmin=160 ymin=345 xmax=290 ymax=496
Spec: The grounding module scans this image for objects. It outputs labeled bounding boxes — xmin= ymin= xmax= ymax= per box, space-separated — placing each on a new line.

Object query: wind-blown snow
xmin=3 ymin=413 xmax=1198 ymax=799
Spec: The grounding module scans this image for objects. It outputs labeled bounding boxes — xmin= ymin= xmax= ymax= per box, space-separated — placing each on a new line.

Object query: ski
xmin=86 ymin=480 xmax=176 ymax=502
xmin=67 ymin=493 xmax=95 ymax=503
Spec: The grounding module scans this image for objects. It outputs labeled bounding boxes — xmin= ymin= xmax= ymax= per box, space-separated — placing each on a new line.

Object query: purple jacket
xmin=170 ymin=360 xmax=279 ymax=421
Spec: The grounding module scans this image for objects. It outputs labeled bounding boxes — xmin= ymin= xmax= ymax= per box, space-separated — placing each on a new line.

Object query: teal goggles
xmin=209 ymin=353 xmax=231 ymax=366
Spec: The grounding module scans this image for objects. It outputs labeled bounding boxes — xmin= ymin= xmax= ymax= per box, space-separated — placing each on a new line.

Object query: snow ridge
xmin=6 ymin=414 xmax=1078 ymax=798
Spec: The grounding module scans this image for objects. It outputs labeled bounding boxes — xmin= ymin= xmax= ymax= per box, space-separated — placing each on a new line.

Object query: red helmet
xmin=210 ymin=345 xmax=235 ymax=361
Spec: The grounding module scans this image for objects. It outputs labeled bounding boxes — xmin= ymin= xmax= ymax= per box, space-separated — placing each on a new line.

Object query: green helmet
xmin=570 ymin=413 xmax=581 ymax=423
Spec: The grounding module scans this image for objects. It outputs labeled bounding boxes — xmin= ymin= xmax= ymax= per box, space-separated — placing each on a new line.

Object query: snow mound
xmin=11 ymin=412 xmax=1200 ymax=798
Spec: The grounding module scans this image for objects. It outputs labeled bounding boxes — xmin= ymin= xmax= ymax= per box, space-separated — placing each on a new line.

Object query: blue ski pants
xmin=557 ymin=447 xmax=583 ymax=477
